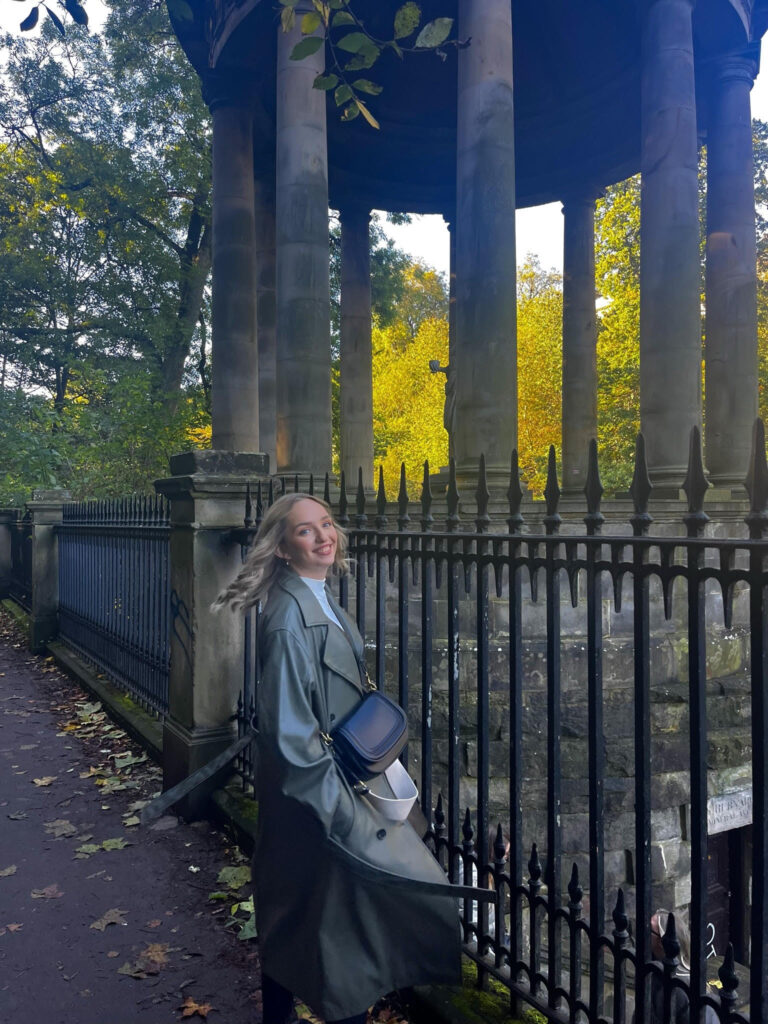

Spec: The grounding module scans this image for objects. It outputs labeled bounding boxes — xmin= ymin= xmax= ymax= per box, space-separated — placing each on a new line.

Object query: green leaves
xmin=19 ymin=7 xmax=39 ymax=31
xmin=331 ymin=10 xmax=355 ymax=27
xmin=394 ymin=2 xmax=420 ymax=39
xmin=351 ymin=79 xmax=383 ymax=96
xmin=336 ymin=31 xmax=369 ymax=53
xmin=414 ymin=17 xmax=453 ymax=48
xmin=334 ymin=84 xmax=353 ymax=106
xmin=313 ymin=73 xmax=339 ymax=91
xmin=301 ymin=11 xmax=322 ymax=34
xmin=290 ymin=36 xmax=324 ymax=61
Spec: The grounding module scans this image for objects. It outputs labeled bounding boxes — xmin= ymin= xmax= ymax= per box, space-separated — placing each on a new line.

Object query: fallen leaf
xmin=7 ymin=811 xmax=27 ymax=820
xmin=44 ymin=819 xmax=77 ymax=839
xmin=0 ymin=865 xmax=17 ymax=878
xmin=147 ymin=919 xmax=162 ymax=929
xmin=20 ymin=744 xmax=38 ymax=750
xmin=75 ymin=843 xmax=102 ymax=859
xmin=216 ymin=866 xmax=250 ymax=890
xmin=207 ymin=892 xmax=230 ymax=902
xmin=141 ymin=942 xmax=170 ymax=966
xmin=117 ymin=961 xmax=150 ymax=979
xmin=5 ymin=923 xmax=23 ymax=932
xmin=33 ymin=776 xmax=57 ymax=787
xmin=179 ymin=996 xmax=214 ymax=1019
xmin=122 ymin=816 xmax=140 ymax=827
xmin=31 ymin=884 xmax=63 ymax=899
xmin=106 ymin=950 xmax=120 ymax=958
xmin=113 ymin=752 xmax=147 ymax=770
xmin=101 ymin=837 xmax=131 ymax=851
xmin=188 ymin=865 xmax=200 ymax=873
xmin=90 ymin=908 xmax=127 ymax=931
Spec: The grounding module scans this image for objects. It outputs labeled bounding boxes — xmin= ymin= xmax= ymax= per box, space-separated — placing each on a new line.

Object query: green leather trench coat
xmin=254 ymin=570 xmax=461 ymax=1019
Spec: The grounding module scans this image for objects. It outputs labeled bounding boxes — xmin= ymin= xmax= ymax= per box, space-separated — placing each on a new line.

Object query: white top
xmin=299 ymin=576 xmax=343 ymax=630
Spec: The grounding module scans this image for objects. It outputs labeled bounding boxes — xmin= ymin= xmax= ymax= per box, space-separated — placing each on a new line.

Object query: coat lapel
xmin=276 ymin=571 xmax=363 ymax=693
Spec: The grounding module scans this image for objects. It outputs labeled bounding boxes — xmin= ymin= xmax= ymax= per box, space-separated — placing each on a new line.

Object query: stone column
xmin=27 ymin=489 xmax=70 ymax=653
xmin=561 ymin=194 xmax=598 ymax=494
xmin=275 ymin=20 xmax=332 ymax=477
xmin=156 ymin=450 xmax=268 ymax=818
xmin=455 ymin=0 xmax=517 ymax=486
xmin=639 ymin=0 xmax=702 ymax=491
xmin=0 ymin=509 xmax=15 ymax=598
xmin=206 ymin=76 xmax=260 ymax=453
xmin=705 ymin=47 xmax=759 ymax=491
xmin=255 ymin=162 xmax=277 ymax=473
xmin=339 ymin=206 xmax=374 ymax=488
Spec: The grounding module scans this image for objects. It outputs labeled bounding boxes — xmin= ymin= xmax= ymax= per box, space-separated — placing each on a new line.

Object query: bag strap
xmin=328 ymin=591 xmax=376 ymax=693
xmin=140 ymin=725 xmax=256 ymax=825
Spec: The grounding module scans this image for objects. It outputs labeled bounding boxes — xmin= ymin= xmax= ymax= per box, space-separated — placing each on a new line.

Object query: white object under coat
xmin=364 ymin=758 xmax=418 ymax=821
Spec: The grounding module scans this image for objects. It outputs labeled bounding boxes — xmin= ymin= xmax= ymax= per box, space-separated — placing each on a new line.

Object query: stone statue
xmin=429 ymin=358 xmax=456 ymax=461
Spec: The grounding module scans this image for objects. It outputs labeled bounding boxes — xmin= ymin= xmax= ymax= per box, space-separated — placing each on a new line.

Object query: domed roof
xmin=173 ymin=0 xmax=764 ymax=211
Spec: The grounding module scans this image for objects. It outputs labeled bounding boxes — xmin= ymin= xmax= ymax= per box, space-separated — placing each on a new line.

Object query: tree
xmin=0 ymin=3 xmax=213 ymax=500
xmin=516 ymin=257 xmax=563 ymax=495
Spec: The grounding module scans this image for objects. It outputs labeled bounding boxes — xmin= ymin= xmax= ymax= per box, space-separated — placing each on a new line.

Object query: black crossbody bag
xmin=321 ymin=610 xmax=408 ymax=785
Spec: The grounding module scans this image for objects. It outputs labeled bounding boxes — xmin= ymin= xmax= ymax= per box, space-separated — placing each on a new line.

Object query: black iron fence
xmin=9 ymin=508 xmax=33 ymax=611
xmin=234 ymin=425 xmax=768 ymax=1024
xmin=57 ymin=496 xmax=171 ymax=715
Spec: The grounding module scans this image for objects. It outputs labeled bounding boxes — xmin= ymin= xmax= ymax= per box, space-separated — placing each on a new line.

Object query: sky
xmin=3 ymin=0 xmax=768 ymax=280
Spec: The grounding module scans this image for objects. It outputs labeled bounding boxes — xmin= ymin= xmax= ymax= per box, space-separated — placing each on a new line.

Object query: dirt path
xmin=0 ymin=610 xmax=415 ymax=1024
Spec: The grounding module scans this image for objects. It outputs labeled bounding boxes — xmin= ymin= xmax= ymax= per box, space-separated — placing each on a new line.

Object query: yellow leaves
xmin=179 ymin=996 xmax=214 ymax=1019
xmin=372 ymin=317 xmax=449 ymax=493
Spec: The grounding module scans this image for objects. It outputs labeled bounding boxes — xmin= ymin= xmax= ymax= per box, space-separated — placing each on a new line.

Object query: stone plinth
xmin=27 ymin=489 xmax=71 ymax=653
xmin=155 ymin=450 xmax=269 ymax=818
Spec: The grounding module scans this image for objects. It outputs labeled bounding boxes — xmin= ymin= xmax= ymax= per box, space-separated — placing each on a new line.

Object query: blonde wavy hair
xmin=212 ymin=492 xmax=349 ymax=612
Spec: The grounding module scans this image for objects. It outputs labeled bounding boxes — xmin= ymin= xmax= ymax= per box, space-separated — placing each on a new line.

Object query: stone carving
xmin=429 ymin=359 xmax=456 ymax=460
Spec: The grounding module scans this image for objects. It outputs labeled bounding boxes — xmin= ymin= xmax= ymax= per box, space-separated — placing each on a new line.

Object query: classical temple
xmin=169 ymin=0 xmax=768 ymax=499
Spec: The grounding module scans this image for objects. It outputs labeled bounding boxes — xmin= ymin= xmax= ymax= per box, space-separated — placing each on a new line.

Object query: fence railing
xmin=233 ymin=425 xmax=768 ymax=1024
xmin=9 ymin=509 xmax=33 ymax=611
xmin=57 ymin=496 xmax=171 ymax=716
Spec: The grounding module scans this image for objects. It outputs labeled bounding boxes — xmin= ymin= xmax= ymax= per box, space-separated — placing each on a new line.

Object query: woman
xmin=214 ymin=494 xmax=461 ymax=1024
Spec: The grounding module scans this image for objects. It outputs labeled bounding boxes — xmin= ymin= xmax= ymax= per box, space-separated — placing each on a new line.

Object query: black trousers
xmin=262 ymin=973 xmax=368 ymax=1024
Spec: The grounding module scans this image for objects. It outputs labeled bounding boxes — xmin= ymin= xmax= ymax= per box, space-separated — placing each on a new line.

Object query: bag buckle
xmin=353 ymin=780 xmax=370 ymax=795
xmin=320 ymin=731 xmax=333 ymax=746
xmin=363 ymin=670 xmax=377 ymax=693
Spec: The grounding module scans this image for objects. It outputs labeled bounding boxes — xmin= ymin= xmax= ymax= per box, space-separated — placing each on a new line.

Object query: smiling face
xmin=277 ymin=498 xmax=338 ymax=580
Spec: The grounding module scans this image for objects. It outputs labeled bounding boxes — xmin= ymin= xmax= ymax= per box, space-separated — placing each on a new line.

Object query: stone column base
xmin=162 ymin=718 xmax=238 ymax=821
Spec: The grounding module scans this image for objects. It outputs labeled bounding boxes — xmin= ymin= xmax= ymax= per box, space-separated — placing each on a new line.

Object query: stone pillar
xmin=705 ymin=47 xmax=759 ymax=491
xmin=255 ymin=163 xmax=277 ymax=473
xmin=561 ymin=194 xmax=598 ymax=494
xmin=275 ymin=20 xmax=332 ymax=477
xmin=156 ymin=450 xmax=268 ymax=818
xmin=339 ymin=206 xmax=374 ymax=488
xmin=0 ymin=509 xmax=15 ymax=597
xmin=206 ymin=77 xmax=260 ymax=453
xmin=455 ymin=0 xmax=517 ymax=486
xmin=27 ymin=489 xmax=70 ymax=653
xmin=639 ymin=0 xmax=702 ymax=491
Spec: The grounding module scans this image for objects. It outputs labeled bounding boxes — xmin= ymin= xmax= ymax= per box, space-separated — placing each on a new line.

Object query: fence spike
xmin=612 ymin=887 xmax=629 ymax=938
xmin=434 ymin=792 xmax=445 ymax=832
xmin=376 ymin=466 xmax=387 ymax=516
xmin=507 ymin=450 xmax=524 ymax=534
xmin=682 ymin=425 xmax=710 ymax=535
xmin=397 ymin=464 xmax=410 ymax=530
xmin=356 ymin=467 xmax=367 ymax=524
xmin=718 ymin=943 xmax=740 ymax=1009
xmin=268 ymin=478 xmax=275 ymax=506
xmin=584 ymin=438 xmax=604 ymax=535
xmin=323 ymin=472 xmax=331 ymax=506
xmin=244 ymin=482 xmax=253 ymax=528
xmin=493 ymin=824 xmax=507 ymax=866
xmin=255 ymin=481 xmax=264 ymax=526
xmin=420 ymin=460 xmax=433 ymax=528
xmin=474 ymin=453 xmax=490 ymax=533
xmin=280 ymin=477 xmax=286 ymax=497
xmin=543 ymin=446 xmax=561 ymax=534
xmin=462 ymin=806 xmax=474 ymax=844
xmin=567 ymin=863 xmax=583 ymax=907
xmin=292 ymin=474 xmax=299 ymax=494
xmin=661 ymin=911 xmax=681 ymax=968
xmin=308 ymin=473 xmax=314 ymax=496
xmin=338 ymin=470 xmax=349 ymax=527
xmin=446 ymin=458 xmax=460 ymax=531
xmin=630 ymin=433 xmax=653 ymax=535
xmin=528 ymin=843 xmax=542 ymax=882
xmin=745 ymin=418 xmax=768 ymax=538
